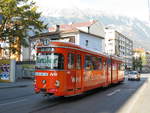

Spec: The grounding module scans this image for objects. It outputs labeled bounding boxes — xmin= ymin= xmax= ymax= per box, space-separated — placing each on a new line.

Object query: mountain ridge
xmin=40 ymin=8 xmax=150 ymax=51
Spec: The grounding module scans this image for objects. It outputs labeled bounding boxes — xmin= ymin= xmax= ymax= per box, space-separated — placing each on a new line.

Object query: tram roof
xmin=111 ymin=55 xmax=124 ymax=62
xmin=37 ymin=41 xmax=123 ymax=62
xmin=38 ymin=41 xmax=109 ymax=58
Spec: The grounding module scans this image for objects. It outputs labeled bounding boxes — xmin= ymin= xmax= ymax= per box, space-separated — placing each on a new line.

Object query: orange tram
xmin=34 ymin=42 xmax=124 ymax=96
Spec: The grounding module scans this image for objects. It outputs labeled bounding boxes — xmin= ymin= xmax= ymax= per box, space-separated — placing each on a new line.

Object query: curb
xmin=117 ymin=76 xmax=150 ymax=113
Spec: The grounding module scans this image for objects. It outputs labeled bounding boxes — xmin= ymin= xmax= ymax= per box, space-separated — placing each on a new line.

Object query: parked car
xmin=128 ymin=71 xmax=141 ymax=81
xmin=124 ymin=71 xmax=129 ymax=75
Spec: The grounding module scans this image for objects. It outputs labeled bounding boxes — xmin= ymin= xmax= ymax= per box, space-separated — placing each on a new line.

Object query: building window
xmin=85 ymin=40 xmax=88 ymax=47
xmin=69 ymin=37 xmax=75 ymax=43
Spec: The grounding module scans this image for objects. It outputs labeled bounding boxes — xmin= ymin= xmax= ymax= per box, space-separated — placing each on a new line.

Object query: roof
xmin=133 ymin=48 xmax=145 ymax=53
xmin=30 ymin=28 xmax=104 ymax=40
xmin=48 ymin=20 xmax=96 ymax=32
xmin=30 ymin=32 xmax=60 ymax=40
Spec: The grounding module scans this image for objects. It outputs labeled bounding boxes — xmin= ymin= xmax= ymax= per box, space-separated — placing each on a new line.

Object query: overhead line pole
xmin=148 ymin=0 xmax=150 ymax=21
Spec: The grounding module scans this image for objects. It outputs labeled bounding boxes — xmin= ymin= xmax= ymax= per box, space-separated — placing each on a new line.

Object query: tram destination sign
xmin=37 ymin=47 xmax=55 ymax=52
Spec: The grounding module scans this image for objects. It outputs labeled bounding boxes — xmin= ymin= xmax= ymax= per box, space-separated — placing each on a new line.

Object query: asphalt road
xmin=0 ymin=74 xmax=149 ymax=113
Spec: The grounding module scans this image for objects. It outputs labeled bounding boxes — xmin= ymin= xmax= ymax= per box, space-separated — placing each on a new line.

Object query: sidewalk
xmin=0 ymin=79 xmax=33 ymax=89
xmin=130 ymin=77 xmax=150 ymax=113
xmin=117 ymin=75 xmax=150 ymax=113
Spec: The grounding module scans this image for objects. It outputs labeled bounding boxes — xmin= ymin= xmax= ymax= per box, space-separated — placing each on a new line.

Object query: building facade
xmin=0 ymin=40 xmax=21 ymax=61
xmin=27 ymin=21 xmax=105 ymax=61
xmin=48 ymin=20 xmax=105 ymax=38
xmin=29 ymin=29 xmax=104 ymax=61
xmin=133 ymin=48 xmax=150 ymax=72
xmin=0 ymin=41 xmax=9 ymax=59
xmin=105 ymin=27 xmax=133 ymax=68
xmin=0 ymin=20 xmax=105 ymax=61
xmin=145 ymin=51 xmax=150 ymax=68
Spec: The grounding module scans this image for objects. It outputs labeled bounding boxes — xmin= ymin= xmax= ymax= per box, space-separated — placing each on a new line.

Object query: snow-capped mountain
xmin=40 ymin=8 xmax=150 ymax=50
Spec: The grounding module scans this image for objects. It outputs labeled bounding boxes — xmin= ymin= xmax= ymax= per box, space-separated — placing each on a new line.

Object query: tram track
xmin=29 ymin=96 xmax=65 ymax=113
xmin=29 ymin=101 xmax=61 ymax=113
xmin=28 ymin=92 xmax=101 ymax=113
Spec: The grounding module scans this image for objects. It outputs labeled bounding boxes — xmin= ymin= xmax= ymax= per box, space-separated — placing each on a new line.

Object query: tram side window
xmin=97 ymin=57 xmax=102 ymax=70
xmin=113 ymin=63 xmax=117 ymax=70
xmin=118 ymin=64 xmax=124 ymax=71
xmin=57 ymin=54 xmax=64 ymax=69
xmin=92 ymin=56 xmax=97 ymax=70
xmin=85 ymin=56 xmax=102 ymax=70
xmin=103 ymin=61 xmax=106 ymax=69
xmin=85 ymin=55 xmax=92 ymax=70
xmin=76 ymin=55 xmax=81 ymax=69
xmin=92 ymin=56 xmax=102 ymax=70
xmin=68 ymin=53 xmax=75 ymax=69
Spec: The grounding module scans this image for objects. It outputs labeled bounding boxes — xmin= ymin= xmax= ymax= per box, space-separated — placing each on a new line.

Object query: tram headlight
xmin=34 ymin=79 xmax=36 ymax=84
xmin=42 ymin=80 xmax=46 ymax=84
xmin=55 ymin=80 xmax=60 ymax=87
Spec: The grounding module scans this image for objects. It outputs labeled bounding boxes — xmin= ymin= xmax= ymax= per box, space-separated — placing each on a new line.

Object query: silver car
xmin=128 ymin=71 xmax=140 ymax=81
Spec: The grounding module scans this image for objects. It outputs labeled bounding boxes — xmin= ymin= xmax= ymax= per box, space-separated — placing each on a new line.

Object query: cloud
xmin=34 ymin=0 xmax=149 ymax=21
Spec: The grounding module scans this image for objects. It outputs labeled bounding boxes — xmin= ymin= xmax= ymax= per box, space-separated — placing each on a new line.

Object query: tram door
xmin=103 ymin=60 xmax=107 ymax=85
xmin=67 ymin=52 xmax=76 ymax=93
xmin=75 ymin=54 xmax=82 ymax=93
xmin=107 ymin=58 xmax=112 ymax=84
xmin=67 ymin=52 xmax=82 ymax=94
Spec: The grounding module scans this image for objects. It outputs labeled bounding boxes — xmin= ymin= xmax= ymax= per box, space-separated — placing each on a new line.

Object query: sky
xmin=34 ymin=0 xmax=149 ymax=21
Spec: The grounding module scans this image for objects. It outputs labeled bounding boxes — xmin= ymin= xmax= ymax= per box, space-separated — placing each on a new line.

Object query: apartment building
xmin=105 ymin=27 xmax=133 ymax=68
xmin=133 ymin=48 xmax=150 ymax=72
xmin=0 ymin=39 xmax=22 ymax=61
xmin=0 ymin=20 xmax=106 ymax=61
xmin=0 ymin=41 xmax=9 ymax=59
xmin=146 ymin=51 xmax=150 ymax=67
xmin=29 ymin=20 xmax=105 ymax=61
xmin=26 ymin=21 xmax=105 ymax=60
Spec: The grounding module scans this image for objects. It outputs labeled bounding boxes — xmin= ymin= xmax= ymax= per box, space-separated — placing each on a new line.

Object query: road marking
xmin=107 ymin=89 xmax=121 ymax=96
xmin=0 ymin=99 xmax=27 ymax=106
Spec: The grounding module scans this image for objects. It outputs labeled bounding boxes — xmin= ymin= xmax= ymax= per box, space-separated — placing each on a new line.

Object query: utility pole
xmin=0 ymin=14 xmax=2 ymax=24
xmin=148 ymin=0 xmax=150 ymax=21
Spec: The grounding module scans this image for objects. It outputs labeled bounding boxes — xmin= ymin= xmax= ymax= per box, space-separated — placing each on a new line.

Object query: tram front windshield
xmin=36 ymin=53 xmax=64 ymax=70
